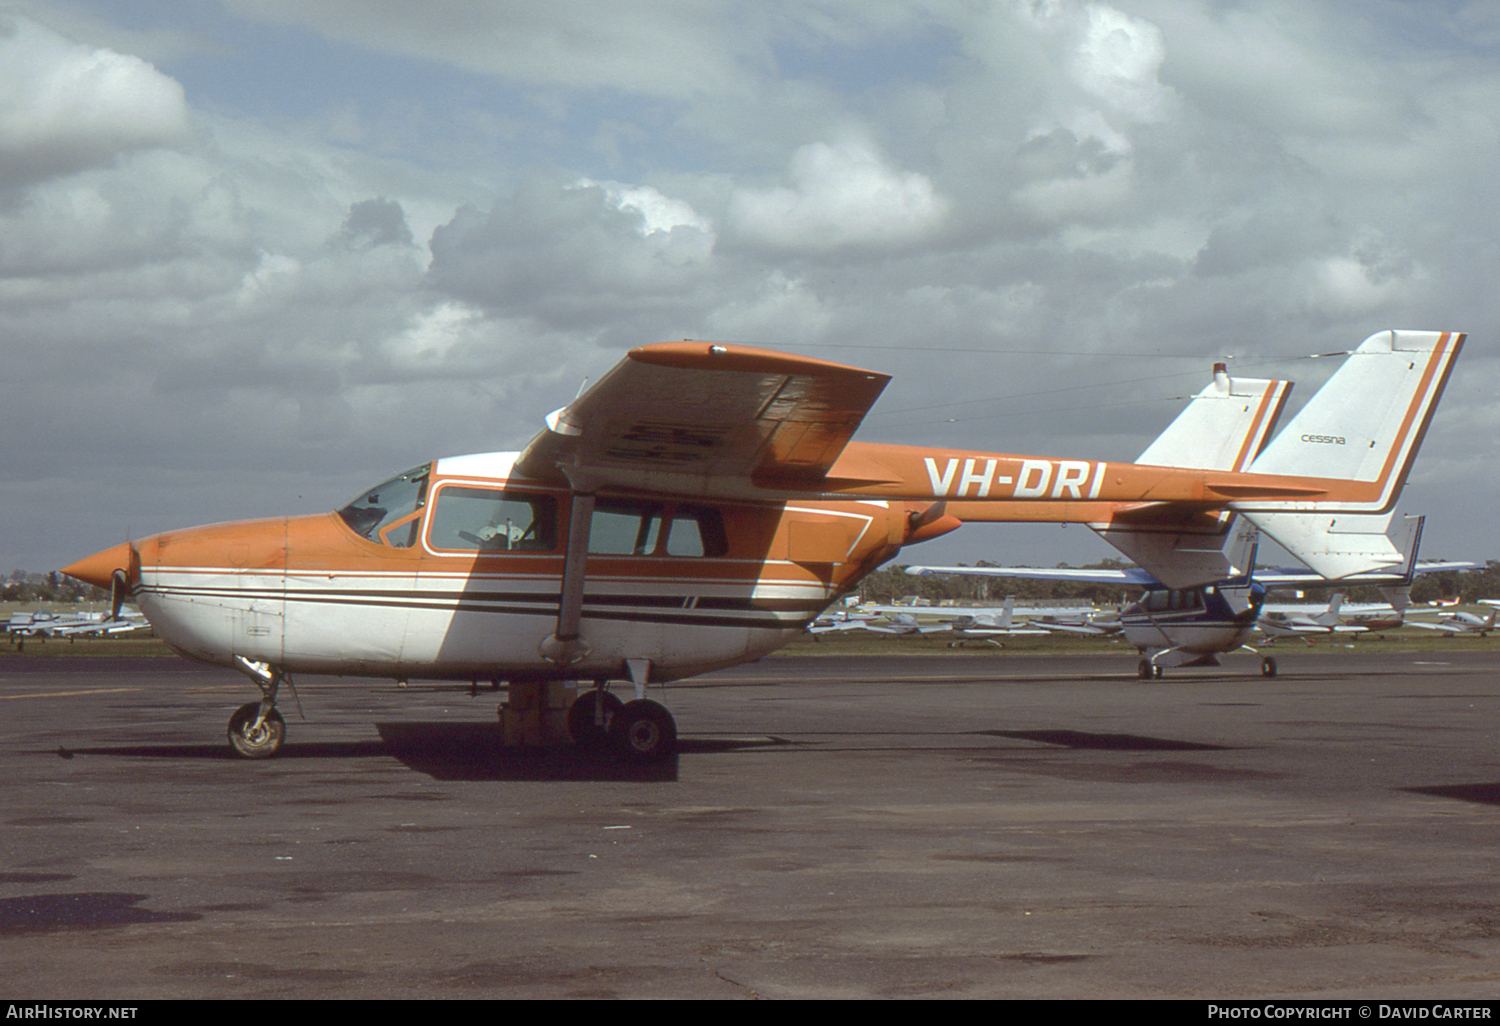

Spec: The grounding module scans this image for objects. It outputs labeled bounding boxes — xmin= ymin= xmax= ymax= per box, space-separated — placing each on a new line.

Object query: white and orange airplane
xmin=62 ymin=329 xmax=1463 ymax=761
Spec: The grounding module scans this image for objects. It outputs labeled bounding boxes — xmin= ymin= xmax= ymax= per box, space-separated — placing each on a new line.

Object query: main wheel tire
xmin=1138 ymin=659 xmax=1153 ymax=680
xmin=608 ymin=699 xmax=677 ymax=763
xmin=227 ymin=702 xmax=285 ymax=759
xmin=1261 ymin=656 xmax=1278 ymax=678
xmin=567 ymin=690 xmax=624 ymax=749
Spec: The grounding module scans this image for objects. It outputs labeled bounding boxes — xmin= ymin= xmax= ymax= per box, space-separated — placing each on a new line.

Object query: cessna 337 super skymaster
xmin=62 ymin=330 xmax=1463 ymax=761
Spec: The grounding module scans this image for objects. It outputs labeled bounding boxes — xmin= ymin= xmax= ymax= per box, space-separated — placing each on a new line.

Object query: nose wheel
xmin=227 ymin=703 xmax=286 ymax=758
xmin=228 ymin=657 xmax=289 ymax=759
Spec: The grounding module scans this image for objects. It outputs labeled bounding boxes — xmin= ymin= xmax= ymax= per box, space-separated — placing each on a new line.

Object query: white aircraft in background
xmin=850 ymin=595 xmax=1062 ymax=645
xmin=806 ymin=609 xmax=881 ymax=634
xmin=910 ymin=515 xmax=1474 ymax=677
xmin=1257 ymin=593 xmax=1357 ymax=639
xmin=4 ymin=608 xmax=149 ymax=638
xmin=1256 ymin=593 xmax=1412 ymax=639
xmin=1408 ymin=608 xmax=1497 ymax=635
xmin=909 ymin=527 xmax=1274 ymax=677
xmin=62 ymin=330 xmax=1462 ymax=760
xmin=858 ymin=610 xmax=953 ymax=637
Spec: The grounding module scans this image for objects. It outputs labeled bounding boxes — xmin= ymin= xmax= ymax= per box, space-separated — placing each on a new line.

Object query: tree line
xmin=3 ymin=571 xmax=107 ymax=605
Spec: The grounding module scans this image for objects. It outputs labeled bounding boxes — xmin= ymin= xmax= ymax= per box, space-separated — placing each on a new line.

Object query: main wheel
xmin=227 ymin=702 xmax=285 ymax=759
xmin=567 ymin=690 xmax=624 ymax=749
xmin=1261 ymin=656 xmax=1278 ymax=678
xmin=608 ymin=699 xmax=677 ymax=763
xmin=1138 ymin=659 xmax=1153 ymax=680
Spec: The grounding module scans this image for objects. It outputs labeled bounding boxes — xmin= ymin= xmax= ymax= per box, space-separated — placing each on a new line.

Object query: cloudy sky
xmin=3 ymin=0 xmax=1495 ymax=576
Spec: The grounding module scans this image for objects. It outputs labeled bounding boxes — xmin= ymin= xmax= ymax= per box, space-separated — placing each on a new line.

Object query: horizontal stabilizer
xmin=1249 ymin=510 xmax=1399 ymax=580
xmin=1093 ymin=517 xmax=1257 ymax=590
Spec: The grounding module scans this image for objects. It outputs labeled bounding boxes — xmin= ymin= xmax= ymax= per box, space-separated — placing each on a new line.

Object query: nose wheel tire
xmin=608 ymin=699 xmax=677 ymax=763
xmin=227 ymin=703 xmax=286 ymax=759
xmin=1261 ymin=656 xmax=1278 ymax=677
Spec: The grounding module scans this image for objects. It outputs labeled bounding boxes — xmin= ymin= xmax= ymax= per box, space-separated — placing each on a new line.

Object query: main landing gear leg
xmin=228 ymin=656 xmax=287 ymax=759
xmin=608 ymin=659 xmax=677 ymax=764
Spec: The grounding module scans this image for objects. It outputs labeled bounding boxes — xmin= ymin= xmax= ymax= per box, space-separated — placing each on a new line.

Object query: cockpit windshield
xmin=336 ymin=463 xmax=432 ymax=547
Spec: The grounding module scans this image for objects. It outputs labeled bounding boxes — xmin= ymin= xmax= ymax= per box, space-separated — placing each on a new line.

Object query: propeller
xmin=109 ymin=568 xmax=129 ymax=621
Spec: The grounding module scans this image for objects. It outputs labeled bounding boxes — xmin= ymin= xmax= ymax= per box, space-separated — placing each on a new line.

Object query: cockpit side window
xmin=429 ymin=486 xmax=558 ymax=553
xmin=336 ymin=464 xmax=432 ymax=547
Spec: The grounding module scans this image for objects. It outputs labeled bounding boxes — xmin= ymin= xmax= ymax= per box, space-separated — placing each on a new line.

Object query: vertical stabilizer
xmin=1091 ymin=367 xmax=1290 ymax=588
xmin=1241 ymin=331 xmax=1461 ymax=578
xmin=1137 ymin=366 xmax=1292 ymax=471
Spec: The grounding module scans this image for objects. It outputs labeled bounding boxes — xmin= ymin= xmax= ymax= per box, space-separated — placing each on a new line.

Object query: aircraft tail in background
xmin=1092 ymin=368 xmax=1290 ymax=588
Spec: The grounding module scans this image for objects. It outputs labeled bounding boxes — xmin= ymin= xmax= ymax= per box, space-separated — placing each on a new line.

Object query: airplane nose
xmin=61 ymin=542 xmax=136 ymax=590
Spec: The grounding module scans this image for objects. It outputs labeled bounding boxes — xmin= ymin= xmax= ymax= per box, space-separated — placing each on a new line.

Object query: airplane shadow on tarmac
xmin=1405 ymin=782 xmax=1500 ymax=806
xmin=57 ymin=724 xmax=797 ymax=783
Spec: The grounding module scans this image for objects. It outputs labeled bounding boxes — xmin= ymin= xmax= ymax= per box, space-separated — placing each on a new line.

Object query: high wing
xmin=514 ymin=341 xmax=895 ymax=496
xmin=512 ymin=333 xmax=1460 ymax=519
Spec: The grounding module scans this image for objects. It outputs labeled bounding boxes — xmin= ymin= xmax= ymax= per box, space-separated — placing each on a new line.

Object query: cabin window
xmin=1140 ymin=589 xmax=1203 ymax=613
xmin=588 ymin=500 xmax=726 ymax=557
xmin=429 ymin=486 xmax=558 ymax=552
xmin=336 ymin=464 xmax=431 ymax=548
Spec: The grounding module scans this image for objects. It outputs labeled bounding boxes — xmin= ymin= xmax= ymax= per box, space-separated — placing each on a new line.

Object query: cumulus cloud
xmin=333 ymin=197 xmax=415 ymax=251
xmin=728 ymin=137 xmax=949 ymax=251
xmin=427 ymin=178 xmax=720 ymax=340
xmin=1067 ymin=3 xmax=1173 ymax=126
xmin=214 ymin=0 xmax=765 ymax=98
xmin=0 ymin=15 xmax=189 ymax=190
xmin=2 ymin=1 xmax=1496 ymax=573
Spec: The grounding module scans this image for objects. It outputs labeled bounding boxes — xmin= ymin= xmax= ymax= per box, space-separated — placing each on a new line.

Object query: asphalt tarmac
xmin=3 ymin=649 xmax=1499 ymax=1000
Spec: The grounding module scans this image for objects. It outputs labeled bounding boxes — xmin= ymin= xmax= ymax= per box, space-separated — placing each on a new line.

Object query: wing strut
xmin=540 ymin=487 xmax=595 ymax=667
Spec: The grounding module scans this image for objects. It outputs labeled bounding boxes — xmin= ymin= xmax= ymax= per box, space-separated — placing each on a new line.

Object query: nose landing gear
xmin=227 ymin=702 xmax=286 ymax=758
xmin=228 ymin=656 xmax=289 ymax=759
